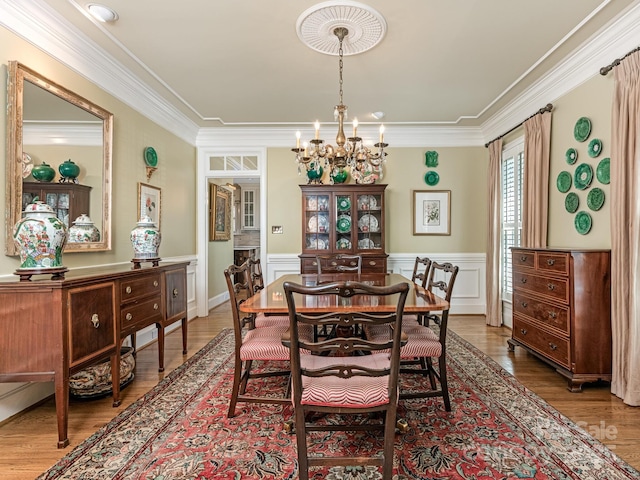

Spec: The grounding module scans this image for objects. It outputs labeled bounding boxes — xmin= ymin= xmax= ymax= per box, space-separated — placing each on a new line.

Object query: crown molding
xmin=196 ymin=125 xmax=486 ymax=148
xmin=23 ymin=122 xmax=102 ymax=146
xmin=0 ymin=0 xmax=199 ymax=145
xmin=480 ymin=1 xmax=640 ymax=143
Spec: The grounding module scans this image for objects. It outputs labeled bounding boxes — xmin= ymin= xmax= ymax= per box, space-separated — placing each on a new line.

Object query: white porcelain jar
xmin=130 ymin=215 xmax=161 ymax=259
xmin=68 ymin=214 xmax=101 ymax=243
xmin=13 ymin=200 xmax=67 ymax=269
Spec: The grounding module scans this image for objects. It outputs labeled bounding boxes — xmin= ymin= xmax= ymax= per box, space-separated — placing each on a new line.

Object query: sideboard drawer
xmin=536 ymin=252 xmax=570 ymax=276
xmin=121 ymin=273 xmax=161 ymax=302
xmin=361 ymin=256 xmax=387 ymax=274
xmin=513 ymin=270 xmax=569 ymax=304
xmin=512 ymin=249 xmax=536 ymax=270
xmin=512 ymin=292 xmax=569 ymax=334
xmin=513 ymin=316 xmax=570 ymax=369
xmin=121 ymin=294 xmax=163 ymax=333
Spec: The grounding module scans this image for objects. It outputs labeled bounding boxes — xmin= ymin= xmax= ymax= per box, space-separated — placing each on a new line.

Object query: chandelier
xmin=293 ymin=27 xmax=388 ymax=185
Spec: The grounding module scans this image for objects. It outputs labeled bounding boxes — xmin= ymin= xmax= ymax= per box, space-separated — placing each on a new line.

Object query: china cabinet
xmin=508 ymin=247 xmax=611 ymax=391
xmin=22 ymin=181 xmax=91 ymax=229
xmin=299 ymin=184 xmax=388 ymax=273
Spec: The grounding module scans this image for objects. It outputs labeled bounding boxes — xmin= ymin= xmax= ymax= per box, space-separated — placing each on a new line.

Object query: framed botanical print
xmin=412 ymin=190 xmax=451 ymax=235
xmin=138 ymin=182 xmax=161 ymax=228
xmin=210 ymin=183 xmax=231 ymax=241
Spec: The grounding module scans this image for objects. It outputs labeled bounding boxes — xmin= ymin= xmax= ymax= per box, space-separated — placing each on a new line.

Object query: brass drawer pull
xmin=520 ymin=278 xmax=527 ymax=284
xmin=549 ymin=343 xmax=558 ymax=351
xmin=547 ymin=283 xmax=555 ymax=291
xmin=312 ymin=261 xmax=317 ymax=266
xmin=173 ymin=288 xmax=179 ymax=298
xmin=521 ymin=301 xmax=528 ymax=308
xmin=125 ymin=286 xmax=132 ymax=294
xmin=153 ymin=303 xmax=159 ymax=310
xmin=520 ymin=256 xmax=528 ymax=262
xmin=91 ymin=314 xmax=99 ymax=328
xmin=153 ymin=280 xmax=159 ymax=287
xmin=520 ymin=328 xmax=528 ymax=335
xmin=369 ymin=260 xmax=377 ymax=266
xmin=126 ymin=313 xmax=133 ymax=321
xmin=547 ymin=259 xmax=555 ymax=266
xmin=549 ymin=311 xmax=557 ymax=319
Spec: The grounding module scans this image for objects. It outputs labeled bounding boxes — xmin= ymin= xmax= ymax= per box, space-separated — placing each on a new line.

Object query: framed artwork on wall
xmin=210 ymin=183 xmax=231 ymax=241
xmin=138 ymin=182 xmax=161 ymax=228
xmin=412 ymin=190 xmax=451 ymax=235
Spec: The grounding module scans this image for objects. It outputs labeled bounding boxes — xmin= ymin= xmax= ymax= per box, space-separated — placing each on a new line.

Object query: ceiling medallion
xmin=296 ymin=1 xmax=387 ymax=56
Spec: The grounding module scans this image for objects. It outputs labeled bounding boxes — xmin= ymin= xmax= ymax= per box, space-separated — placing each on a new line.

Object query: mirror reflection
xmin=5 ymin=61 xmax=113 ymax=254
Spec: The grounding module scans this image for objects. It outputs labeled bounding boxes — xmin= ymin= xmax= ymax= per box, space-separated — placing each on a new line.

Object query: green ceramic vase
xmin=58 ymin=159 xmax=80 ymax=181
xmin=31 ymin=162 xmax=55 ymax=182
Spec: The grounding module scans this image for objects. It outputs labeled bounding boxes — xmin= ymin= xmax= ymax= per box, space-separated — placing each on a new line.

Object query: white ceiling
xmin=6 ymin=0 xmax=640 ymax=141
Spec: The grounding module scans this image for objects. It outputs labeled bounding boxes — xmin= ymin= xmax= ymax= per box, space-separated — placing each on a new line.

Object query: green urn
xmin=331 ymin=168 xmax=349 ymax=184
xmin=31 ymin=162 xmax=56 ymax=182
xmin=58 ymin=159 xmax=80 ymax=183
xmin=306 ymin=163 xmax=324 ymax=184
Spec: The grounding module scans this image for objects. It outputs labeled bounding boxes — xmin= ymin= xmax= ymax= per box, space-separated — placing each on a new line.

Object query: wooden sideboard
xmin=508 ymin=248 xmax=611 ymax=392
xmin=0 ymin=261 xmax=189 ymax=448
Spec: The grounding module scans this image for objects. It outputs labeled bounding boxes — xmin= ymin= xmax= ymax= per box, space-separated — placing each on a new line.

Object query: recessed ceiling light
xmin=87 ymin=3 xmax=119 ymax=23
xmin=372 ymin=111 xmax=385 ymax=120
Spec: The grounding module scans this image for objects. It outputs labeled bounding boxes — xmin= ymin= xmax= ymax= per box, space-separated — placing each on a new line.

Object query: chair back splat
xmin=283 ymin=280 xmax=409 ymax=480
xmin=410 ymin=256 xmax=432 ymax=288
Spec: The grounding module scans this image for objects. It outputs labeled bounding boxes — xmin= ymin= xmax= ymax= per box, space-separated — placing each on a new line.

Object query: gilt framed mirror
xmin=5 ymin=61 xmax=112 ymax=255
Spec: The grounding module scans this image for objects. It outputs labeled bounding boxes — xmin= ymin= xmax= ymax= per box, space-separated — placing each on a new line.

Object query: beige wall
xmin=548 ymin=74 xmax=614 ymax=248
xmin=266 ymin=146 xmax=488 ymax=255
xmin=0 ymin=26 xmax=197 ymax=275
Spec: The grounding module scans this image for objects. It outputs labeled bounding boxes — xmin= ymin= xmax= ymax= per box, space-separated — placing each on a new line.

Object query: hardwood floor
xmin=0 ymin=306 xmax=638 ymax=478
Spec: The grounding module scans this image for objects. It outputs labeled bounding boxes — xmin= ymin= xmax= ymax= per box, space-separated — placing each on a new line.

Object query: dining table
xmin=239 ymin=272 xmax=450 ymax=315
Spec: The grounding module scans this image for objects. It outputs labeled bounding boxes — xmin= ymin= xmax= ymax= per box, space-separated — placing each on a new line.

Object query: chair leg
xmin=295 ymin=407 xmax=310 ymax=480
xmin=227 ymin=356 xmax=243 ymax=417
xmin=382 ymin=407 xmax=396 ymax=480
xmin=238 ymin=359 xmax=253 ymax=395
xmin=425 ymin=357 xmax=437 ymax=389
xmin=438 ymin=357 xmax=451 ymax=411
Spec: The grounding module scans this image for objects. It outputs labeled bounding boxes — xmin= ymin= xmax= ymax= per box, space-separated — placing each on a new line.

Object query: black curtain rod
xmin=600 ymin=45 xmax=640 ymax=75
xmin=484 ymin=103 xmax=553 ymax=148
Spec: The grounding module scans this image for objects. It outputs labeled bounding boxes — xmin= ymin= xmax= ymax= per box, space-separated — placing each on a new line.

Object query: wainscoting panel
xmin=266 ymin=253 xmax=486 ymax=315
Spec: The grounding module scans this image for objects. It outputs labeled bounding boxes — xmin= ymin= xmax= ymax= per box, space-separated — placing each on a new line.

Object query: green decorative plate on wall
xmin=556 ymin=171 xmax=572 ymax=193
xmin=574 ymin=117 xmax=592 ymax=142
xmin=588 ymin=138 xmax=603 ymax=158
xmin=574 ymin=163 xmax=593 ymax=190
xmin=565 ymin=148 xmax=578 ymax=165
xmin=574 ymin=211 xmax=592 ymax=235
xmin=587 ymin=187 xmax=605 ymax=211
xmin=565 ymin=192 xmax=579 ymax=213
xmin=144 ymin=147 xmax=158 ymax=167
xmin=424 ymin=170 xmax=440 ymax=186
xmin=425 ymin=151 xmax=439 ymax=167
xmin=596 ymin=157 xmax=610 ymax=184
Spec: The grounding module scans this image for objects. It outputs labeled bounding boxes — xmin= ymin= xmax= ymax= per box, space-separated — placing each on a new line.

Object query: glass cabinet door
xmin=356 ymin=192 xmax=383 ymax=251
xmin=304 ymin=194 xmax=330 ymax=251
xmin=335 ymin=194 xmax=354 ymax=251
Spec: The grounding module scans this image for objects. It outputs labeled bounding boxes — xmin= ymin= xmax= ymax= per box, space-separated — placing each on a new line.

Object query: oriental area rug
xmin=39 ymin=329 xmax=639 ymax=480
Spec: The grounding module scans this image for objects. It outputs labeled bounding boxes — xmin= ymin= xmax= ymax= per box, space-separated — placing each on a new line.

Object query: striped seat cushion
xmin=254 ymin=312 xmax=289 ymax=328
xmin=240 ymin=324 xmax=291 ymax=361
xmin=401 ymin=314 xmax=421 ymax=327
xmin=299 ymin=353 xmax=392 ymax=408
xmin=365 ymin=324 xmax=441 ymax=359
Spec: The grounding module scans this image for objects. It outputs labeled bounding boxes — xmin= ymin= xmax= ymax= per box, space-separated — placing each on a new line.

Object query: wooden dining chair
xmin=224 ymin=262 xmax=295 ymax=417
xmin=282 ymin=280 xmax=409 ymax=480
xmin=246 ymin=256 xmax=289 ymax=328
xmin=402 ymin=256 xmax=432 ymax=327
xmin=366 ymin=262 xmax=459 ymax=411
xmin=316 ymin=253 xmax=362 ymax=274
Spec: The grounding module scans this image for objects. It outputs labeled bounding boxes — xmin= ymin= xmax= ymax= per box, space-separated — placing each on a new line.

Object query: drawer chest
xmin=508 ymin=248 xmax=611 ymax=392
xmin=0 ymin=262 xmax=189 ymax=448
